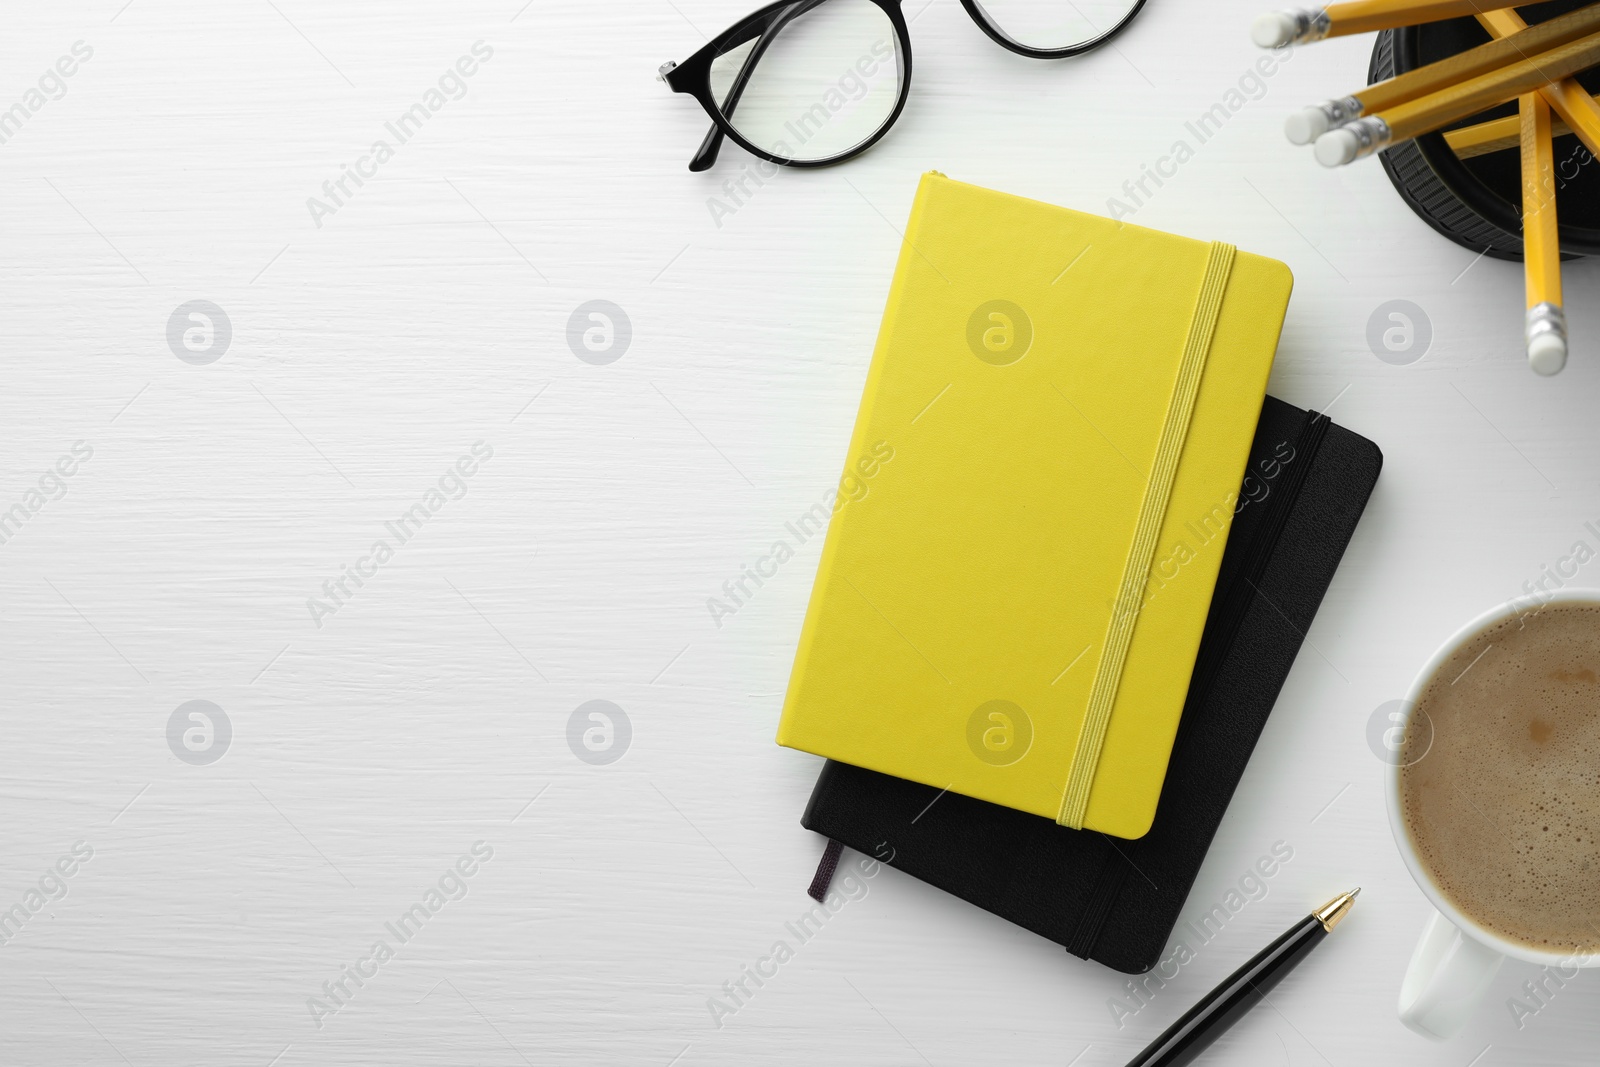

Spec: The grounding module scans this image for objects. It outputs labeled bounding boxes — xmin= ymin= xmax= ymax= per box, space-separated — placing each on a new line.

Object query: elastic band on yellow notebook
xmin=1057 ymin=241 xmax=1238 ymax=829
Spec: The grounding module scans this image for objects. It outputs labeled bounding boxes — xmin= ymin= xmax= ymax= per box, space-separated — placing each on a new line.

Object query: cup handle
xmin=1398 ymin=910 xmax=1504 ymax=1039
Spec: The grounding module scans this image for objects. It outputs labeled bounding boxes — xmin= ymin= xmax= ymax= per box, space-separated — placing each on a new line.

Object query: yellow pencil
xmin=1479 ymin=8 xmax=1600 ymax=158
xmin=1315 ymin=27 xmax=1600 ymax=164
xmin=1445 ymin=109 xmax=1580 ymax=157
xmin=1254 ymin=0 xmax=1517 ymax=48
xmin=1284 ymin=3 xmax=1600 ymax=143
xmin=1521 ymin=94 xmax=1567 ymax=375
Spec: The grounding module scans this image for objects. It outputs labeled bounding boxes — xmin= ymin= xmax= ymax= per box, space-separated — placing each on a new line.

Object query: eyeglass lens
xmin=708 ymin=0 xmax=905 ymax=163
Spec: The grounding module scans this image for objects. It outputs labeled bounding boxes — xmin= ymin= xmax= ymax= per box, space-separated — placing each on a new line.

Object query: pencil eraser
xmin=1314 ymin=128 xmax=1360 ymax=167
xmin=1252 ymin=12 xmax=1297 ymax=48
xmin=1285 ymin=108 xmax=1329 ymax=145
xmin=1528 ymin=333 xmax=1567 ymax=376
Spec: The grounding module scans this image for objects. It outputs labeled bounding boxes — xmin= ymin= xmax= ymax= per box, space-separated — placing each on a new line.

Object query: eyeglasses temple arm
xmin=689 ymin=122 xmax=726 ymax=172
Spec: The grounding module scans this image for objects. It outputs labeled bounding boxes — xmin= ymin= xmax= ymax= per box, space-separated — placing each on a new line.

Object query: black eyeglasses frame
xmin=660 ymin=0 xmax=1152 ymax=171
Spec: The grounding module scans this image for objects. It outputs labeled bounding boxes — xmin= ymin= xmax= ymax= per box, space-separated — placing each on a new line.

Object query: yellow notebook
xmin=776 ymin=173 xmax=1292 ymax=839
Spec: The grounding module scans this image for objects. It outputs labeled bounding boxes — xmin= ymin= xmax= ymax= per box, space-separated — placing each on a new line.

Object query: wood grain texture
xmin=2 ymin=0 xmax=1599 ymax=1064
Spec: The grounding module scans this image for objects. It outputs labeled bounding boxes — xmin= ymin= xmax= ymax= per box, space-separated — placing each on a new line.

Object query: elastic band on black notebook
xmin=808 ymin=839 xmax=845 ymax=902
xmin=1068 ymin=407 xmax=1331 ymax=960
xmin=1066 ymin=836 xmax=1128 ymax=958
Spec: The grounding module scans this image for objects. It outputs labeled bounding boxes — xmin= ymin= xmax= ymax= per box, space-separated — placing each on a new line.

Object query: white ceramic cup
xmin=1386 ymin=589 xmax=1600 ymax=1039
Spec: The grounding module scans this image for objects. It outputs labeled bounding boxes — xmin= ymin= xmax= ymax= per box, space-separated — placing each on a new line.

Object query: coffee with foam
xmin=1400 ymin=601 xmax=1600 ymax=954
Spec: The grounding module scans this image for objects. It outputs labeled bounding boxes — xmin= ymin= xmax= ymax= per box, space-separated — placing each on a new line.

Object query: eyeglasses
xmin=659 ymin=0 xmax=1149 ymax=171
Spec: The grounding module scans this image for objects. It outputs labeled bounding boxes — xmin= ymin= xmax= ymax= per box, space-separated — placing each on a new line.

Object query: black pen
xmin=1123 ymin=889 xmax=1359 ymax=1067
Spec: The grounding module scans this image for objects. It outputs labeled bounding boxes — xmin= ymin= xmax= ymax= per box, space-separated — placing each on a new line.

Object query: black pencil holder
xmin=1372 ymin=1 xmax=1600 ymax=262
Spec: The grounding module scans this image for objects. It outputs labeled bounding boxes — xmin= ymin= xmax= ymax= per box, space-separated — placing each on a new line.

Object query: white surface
xmin=4 ymin=1 xmax=1600 ymax=1065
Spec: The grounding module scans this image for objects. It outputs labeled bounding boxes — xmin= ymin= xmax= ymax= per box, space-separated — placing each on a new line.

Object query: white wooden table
xmin=4 ymin=0 xmax=1599 ymax=1063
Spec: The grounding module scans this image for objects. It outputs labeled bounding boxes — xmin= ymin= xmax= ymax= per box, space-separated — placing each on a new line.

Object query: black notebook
xmin=800 ymin=396 xmax=1382 ymax=974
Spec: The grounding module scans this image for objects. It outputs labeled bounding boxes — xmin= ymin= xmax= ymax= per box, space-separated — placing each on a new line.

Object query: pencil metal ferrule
xmin=1291 ymin=7 xmax=1333 ymax=43
xmin=1319 ymin=95 xmax=1364 ymax=129
xmin=1347 ymin=116 xmax=1390 ymax=158
xmin=1527 ymin=303 xmax=1567 ymax=343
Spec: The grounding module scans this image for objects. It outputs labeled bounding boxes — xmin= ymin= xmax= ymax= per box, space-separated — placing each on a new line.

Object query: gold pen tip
xmin=1313 ymin=889 xmax=1360 ymax=932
